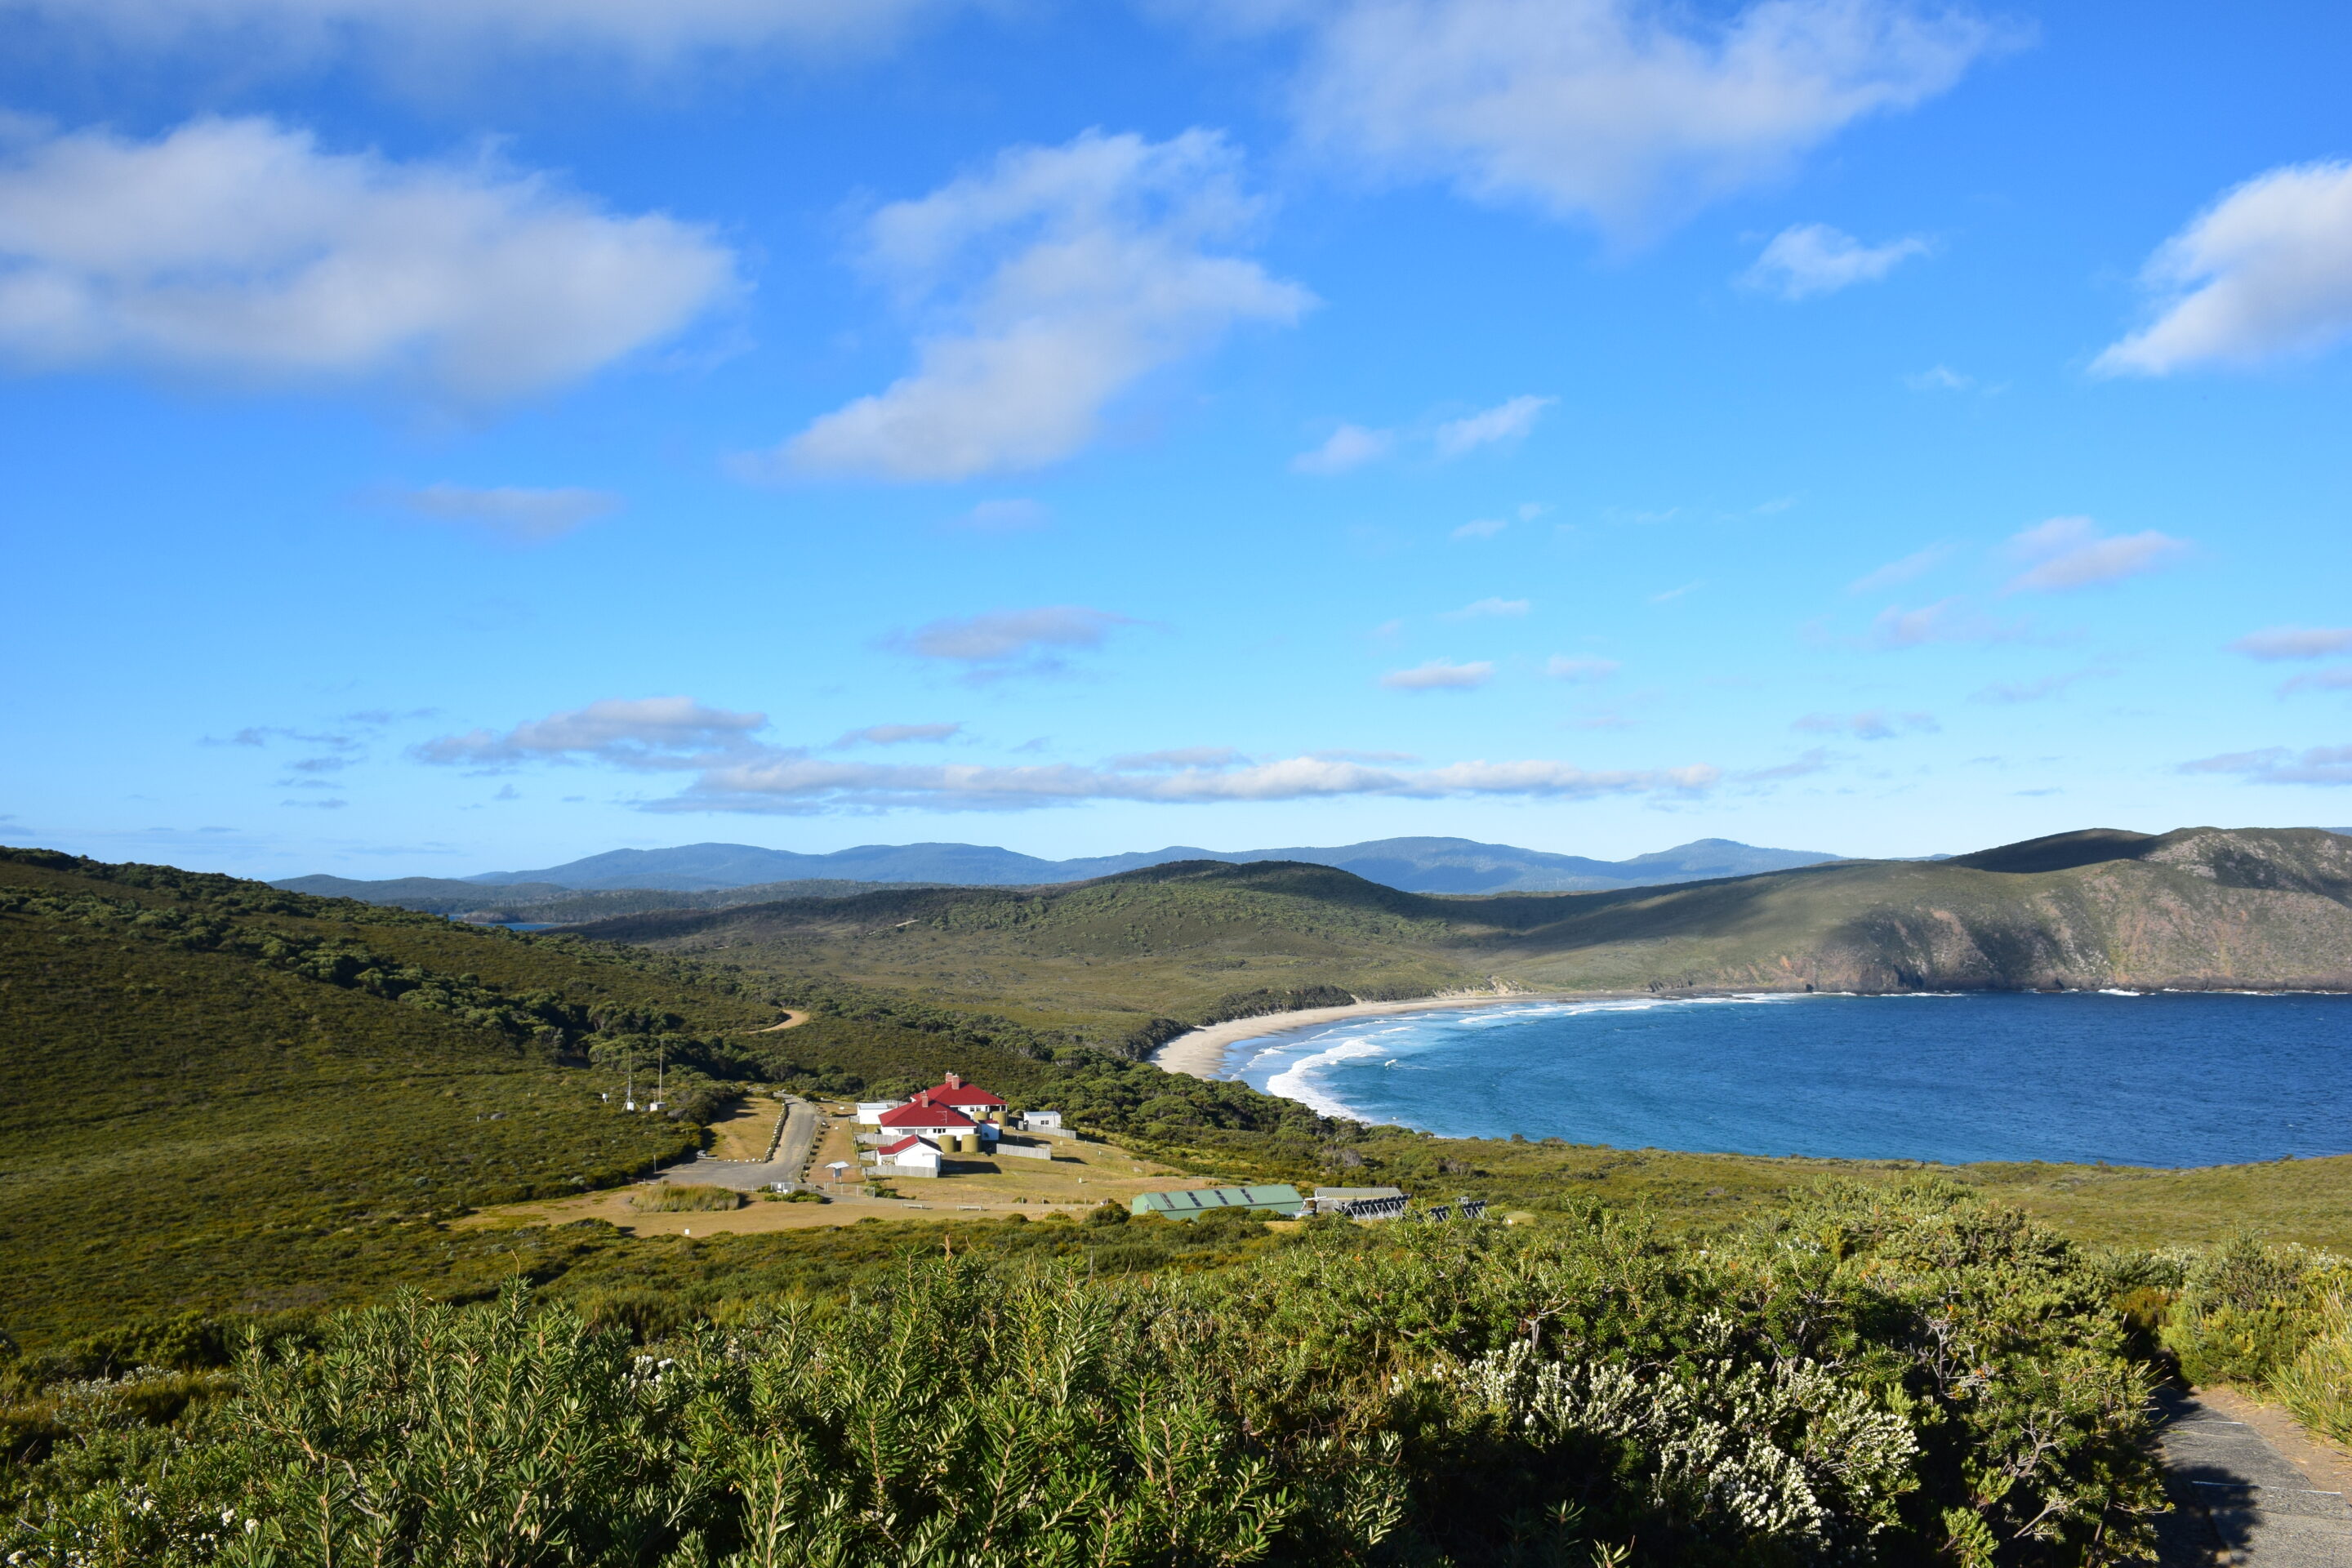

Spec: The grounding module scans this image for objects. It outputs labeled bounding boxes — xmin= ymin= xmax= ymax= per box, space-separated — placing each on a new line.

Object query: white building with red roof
xmin=925 ymin=1071 xmax=1006 ymax=1120
xmin=875 ymin=1096 xmax=978 ymax=1139
xmin=875 ymin=1134 xmax=941 ymax=1177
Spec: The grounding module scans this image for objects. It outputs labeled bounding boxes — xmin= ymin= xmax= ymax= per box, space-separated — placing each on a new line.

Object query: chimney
xmin=945 ymin=1071 xmax=962 ymax=1089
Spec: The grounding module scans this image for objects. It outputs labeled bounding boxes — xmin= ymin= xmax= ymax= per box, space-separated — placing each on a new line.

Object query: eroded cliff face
xmin=1493 ymin=829 xmax=2352 ymax=995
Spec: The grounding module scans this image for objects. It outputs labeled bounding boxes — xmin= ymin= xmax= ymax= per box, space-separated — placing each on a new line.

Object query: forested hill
xmin=0 ymin=846 xmax=1353 ymax=1348
xmin=566 ymin=826 xmax=2352 ymax=1014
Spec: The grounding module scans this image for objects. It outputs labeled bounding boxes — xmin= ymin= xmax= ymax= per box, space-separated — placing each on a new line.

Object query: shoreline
xmin=1152 ymin=990 xmax=1637 ymax=1080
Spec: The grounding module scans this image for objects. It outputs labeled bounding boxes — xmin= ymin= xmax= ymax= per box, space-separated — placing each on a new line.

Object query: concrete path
xmin=656 ymin=1098 xmax=822 ymax=1192
xmin=2154 ymin=1388 xmax=2352 ymax=1566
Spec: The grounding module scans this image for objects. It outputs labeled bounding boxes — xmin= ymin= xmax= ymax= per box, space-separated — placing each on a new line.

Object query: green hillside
xmin=0 ymin=848 xmax=787 ymax=1345
xmin=0 ymin=848 xmax=1350 ymax=1351
xmin=571 ymin=827 xmax=2352 ymax=1037
xmin=11 ymin=829 xmax=2352 ymax=1361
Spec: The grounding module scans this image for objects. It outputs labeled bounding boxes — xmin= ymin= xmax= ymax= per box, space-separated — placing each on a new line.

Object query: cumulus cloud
xmin=834 ymin=722 xmax=962 ymax=746
xmin=2002 ymin=515 xmax=2189 ymax=594
xmin=1546 ymin=655 xmax=1620 ymax=682
xmin=413 ymin=697 xmax=765 ymax=767
xmin=2281 ymin=669 xmax=2352 ymax=697
xmin=2231 ymin=626 xmax=2352 ymax=661
xmin=1445 ymin=596 xmax=1530 ymax=619
xmin=776 ymin=130 xmax=1312 ymax=481
xmin=889 ymin=604 xmax=1136 ymax=678
xmin=2180 ymin=745 xmax=2352 ymax=786
xmin=1261 ymin=0 xmax=2002 ymax=238
xmin=1291 ymin=422 xmax=1392 ymax=474
xmin=1452 ymin=516 xmax=1508 ymax=540
xmin=1743 ymin=222 xmax=1927 ymax=298
xmin=1433 ymin=394 xmax=1554 ymax=457
xmin=0 ymin=117 xmax=736 ymax=402
xmin=2096 ymin=160 xmax=2352 ymax=376
xmin=385 ymin=483 xmax=621 ymax=541
xmin=1793 ymin=708 xmax=1937 ymax=739
xmin=7 ymin=0 xmax=958 ymax=63
xmin=1380 ymin=658 xmax=1494 ymax=690
xmin=675 ymin=751 xmax=1720 ymax=812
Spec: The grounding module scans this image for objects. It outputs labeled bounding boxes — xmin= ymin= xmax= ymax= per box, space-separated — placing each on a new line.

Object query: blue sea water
xmin=1223 ymin=991 xmax=2352 ymax=1167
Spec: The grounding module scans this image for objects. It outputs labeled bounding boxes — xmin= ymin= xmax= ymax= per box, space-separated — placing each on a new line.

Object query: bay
xmin=1223 ymin=991 xmax=2352 ymax=1167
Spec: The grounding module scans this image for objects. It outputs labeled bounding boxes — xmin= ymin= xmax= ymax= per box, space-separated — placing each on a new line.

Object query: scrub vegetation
xmin=7 ymin=843 xmax=2352 ymax=1563
xmin=7 ymin=1184 xmax=2169 ymax=1567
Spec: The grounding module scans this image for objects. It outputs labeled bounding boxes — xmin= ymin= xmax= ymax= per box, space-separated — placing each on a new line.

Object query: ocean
xmin=1222 ymin=991 xmax=2352 ymax=1167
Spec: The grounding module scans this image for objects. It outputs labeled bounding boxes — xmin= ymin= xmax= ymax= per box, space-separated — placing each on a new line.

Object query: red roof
xmin=929 ymin=1081 xmax=1006 ymax=1109
xmin=879 ymin=1134 xmax=932 ymax=1156
xmin=878 ymin=1101 xmax=974 ymax=1129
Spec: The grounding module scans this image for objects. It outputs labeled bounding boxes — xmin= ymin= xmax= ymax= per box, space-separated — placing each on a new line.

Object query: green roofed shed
xmin=1131 ymin=1184 xmax=1304 ymax=1220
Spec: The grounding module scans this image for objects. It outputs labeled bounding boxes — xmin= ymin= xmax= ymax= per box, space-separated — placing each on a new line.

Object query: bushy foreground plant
xmin=2152 ymin=1235 xmax=2352 ymax=1446
xmin=3 ymin=1183 xmax=2164 ymax=1567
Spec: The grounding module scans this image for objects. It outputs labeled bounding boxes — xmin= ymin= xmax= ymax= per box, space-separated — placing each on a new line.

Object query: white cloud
xmin=776 ymin=130 xmax=1312 ymax=481
xmin=2180 ymin=744 xmax=2352 ymax=786
xmin=2281 ymin=669 xmax=2352 ymax=697
xmin=2096 ymin=160 xmax=2352 ymax=376
xmin=8 ymin=0 xmax=956 ymax=62
xmin=1743 ymin=222 xmax=1927 ymax=298
xmin=1847 ymin=542 xmax=1951 ymax=594
xmin=2231 ymin=626 xmax=2352 ymax=662
xmin=675 ymin=751 xmax=1718 ymax=812
xmin=2002 ymin=515 xmax=2189 ymax=594
xmin=0 ymin=117 xmax=736 ymax=401
xmin=1793 ymin=708 xmax=1937 ymax=739
xmin=1380 ymin=658 xmax=1494 ymax=690
xmin=1291 ymin=422 xmax=1392 ymax=474
xmin=386 ymin=483 xmax=620 ymax=541
xmin=1451 ymin=516 xmax=1508 ymax=540
xmin=1433 ymin=394 xmax=1554 ymax=457
xmin=835 ymin=723 xmax=962 ymax=746
xmin=1266 ymin=0 xmax=2002 ymax=238
xmin=890 ymin=604 xmax=1135 ymax=675
xmin=1445 ymin=596 xmax=1530 ymax=619
xmin=1546 ymin=655 xmax=1620 ymax=682
xmin=414 ymin=697 xmax=765 ymax=767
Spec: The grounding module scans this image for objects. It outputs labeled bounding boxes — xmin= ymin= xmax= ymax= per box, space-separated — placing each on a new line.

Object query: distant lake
xmin=1223 ymin=992 xmax=2352 ymax=1168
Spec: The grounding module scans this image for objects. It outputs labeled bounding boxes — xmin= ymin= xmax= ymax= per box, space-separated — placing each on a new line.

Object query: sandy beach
xmin=1152 ymin=990 xmax=1606 ymax=1079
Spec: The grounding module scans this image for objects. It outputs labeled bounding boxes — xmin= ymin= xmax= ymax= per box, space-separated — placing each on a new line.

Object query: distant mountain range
xmin=275 ymin=835 xmax=1846 ymax=909
xmin=572 ymin=826 xmax=2352 ymax=1009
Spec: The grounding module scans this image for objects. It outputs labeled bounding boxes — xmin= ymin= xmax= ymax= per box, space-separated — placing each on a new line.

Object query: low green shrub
xmin=628 ymin=1183 xmax=744 ymax=1213
xmin=2 ymin=1182 xmax=2167 ymax=1567
xmin=2160 ymin=1234 xmax=2319 ymax=1385
xmin=2274 ymin=1289 xmax=2352 ymax=1446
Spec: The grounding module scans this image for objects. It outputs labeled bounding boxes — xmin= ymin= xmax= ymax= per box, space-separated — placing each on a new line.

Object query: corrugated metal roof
xmin=1130 ymin=1183 xmax=1303 ymax=1218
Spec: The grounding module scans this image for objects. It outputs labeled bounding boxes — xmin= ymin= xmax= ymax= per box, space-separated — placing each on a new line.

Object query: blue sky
xmin=5 ymin=0 xmax=2351 ymax=880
